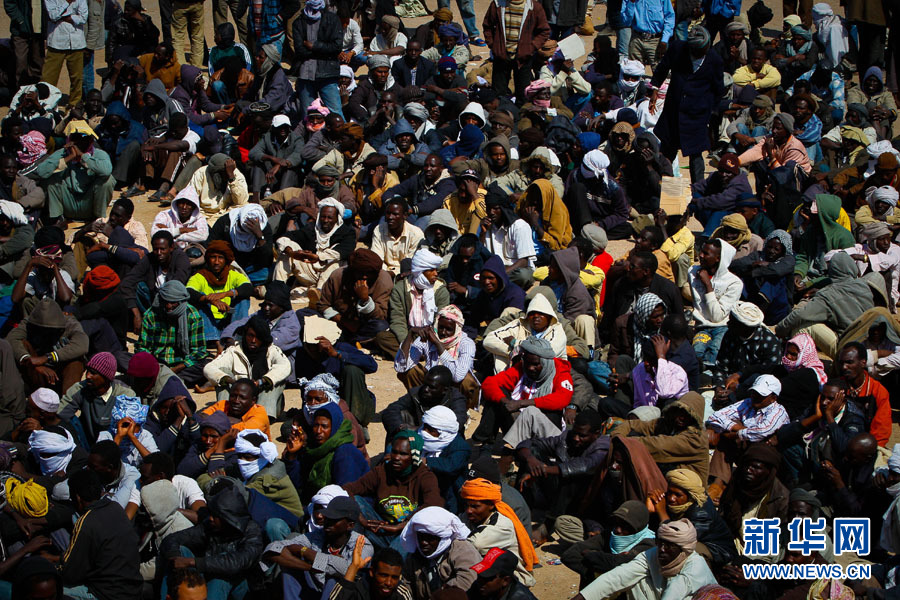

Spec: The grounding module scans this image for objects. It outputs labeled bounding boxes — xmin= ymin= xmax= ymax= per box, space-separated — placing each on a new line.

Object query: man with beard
xmin=318 ymin=248 xmax=394 ymax=345
xmin=136 ymin=280 xmax=210 ymax=387
xmin=347 ymin=55 xmax=395 ymax=123
xmin=377 ymin=119 xmax=430 ymax=181
xmin=58 ymin=351 xmax=136 ymax=444
xmin=272 ymin=199 xmax=357 ymax=303
xmin=382 ymin=154 xmax=456 ymax=222
xmin=24 ymin=121 xmax=114 ymax=221
xmin=248 ymin=114 xmax=303 ymax=202
xmin=688 ymin=152 xmax=753 ymax=238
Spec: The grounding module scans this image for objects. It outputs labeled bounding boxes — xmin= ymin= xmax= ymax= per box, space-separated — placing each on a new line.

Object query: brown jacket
xmin=208 ymin=67 xmax=255 ymax=102
xmin=317 ymin=267 xmax=393 ymax=333
xmin=482 ymin=0 xmax=551 ymax=65
xmin=402 ymin=539 xmax=482 ymax=599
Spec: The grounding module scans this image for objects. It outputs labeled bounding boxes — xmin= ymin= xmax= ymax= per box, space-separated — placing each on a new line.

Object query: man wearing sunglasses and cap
xmin=24 ymin=120 xmax=115 ymax=222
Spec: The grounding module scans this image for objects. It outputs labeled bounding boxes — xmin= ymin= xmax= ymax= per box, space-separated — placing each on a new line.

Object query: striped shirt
xmin=707 ymin=398 xmax=789 ymax=442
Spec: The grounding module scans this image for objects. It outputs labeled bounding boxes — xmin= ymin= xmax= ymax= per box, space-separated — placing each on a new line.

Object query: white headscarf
xmin=580 ymin=149 xmax=610 ymax=184
xmin=865 ymin=141 xmax=900 ymax=178
xmin=299 ymin=373 xmax=341 ymax=424
xmin=29 ymin=429 xmax=76 ymax=475
xmin=399 ymin=506 xmax=471 ymax=558
xmin=229 ymin=204 xmax=268 ymax=253
xmin=866 ymin=185 xmax=900 ymax=213
xmin=618 ymin=59 xmax=644 ymax=91
xmin=315 ymin=198 xmax=345 ymax=250
xmin=306 ymin=484 xmax=350 ymax=532
xmin=340 ymin=65 xmax=358 ymax=93
xmin=234 ymin=429 xmax=278 ymax=480
xmin=419 ymin=406 xmax=459 ymax=457
xmin=410 ymin=248 xmax=443 ymax=326
xmin=0 ymin=200 xmax=27 ymax=226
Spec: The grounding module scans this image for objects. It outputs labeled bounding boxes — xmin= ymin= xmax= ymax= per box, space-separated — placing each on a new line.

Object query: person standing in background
xmin=42 ymin=0 xmax=88 ymax=107
xmin=5 ymin=0 xmax=45 ymax=85
xmin=171 ymin=0 xmax=205 ymax=67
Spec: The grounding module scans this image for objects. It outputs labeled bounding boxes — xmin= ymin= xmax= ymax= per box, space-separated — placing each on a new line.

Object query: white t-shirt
xmin=486 ymin=219 xmax=536 ymax=268
xmin=342 ymin=19 xmax=364 ymax=54
xmin=182 ymin=130 xmax=201 ymax=155
xmin=369 ymin=32 xmax=408 ymax=65
xmin=128 ymin=474 xmax=206 ymax=509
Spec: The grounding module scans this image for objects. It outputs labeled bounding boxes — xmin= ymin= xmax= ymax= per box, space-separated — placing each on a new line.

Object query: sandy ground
xmin=0 ymin=0 xmax=874 ymax=596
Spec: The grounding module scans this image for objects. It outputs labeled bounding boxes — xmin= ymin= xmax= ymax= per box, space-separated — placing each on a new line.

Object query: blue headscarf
xmin=110 ymin=395 xmax=149 ymax=433
xmin=578 ymin=132 xmax=603 ymax=152
xmin=438 ymin=23 xmax=468 ymax=47
xmin=312 ymin=401 xmax=344 ymax=436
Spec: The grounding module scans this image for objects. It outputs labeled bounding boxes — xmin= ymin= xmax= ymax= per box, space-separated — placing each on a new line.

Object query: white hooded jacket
xmin=688 ymin=241 xmax=743 ymax=327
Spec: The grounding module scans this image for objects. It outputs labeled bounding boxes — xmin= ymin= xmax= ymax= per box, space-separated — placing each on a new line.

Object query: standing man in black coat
xmin=649 ymin=26 xmax=725 ymax=183
xmin=293 ymin=0 xmax=344 ymax=118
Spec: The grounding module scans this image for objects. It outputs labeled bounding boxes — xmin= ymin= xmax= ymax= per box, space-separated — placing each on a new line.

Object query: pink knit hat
xmin=86 ymin=352 xmax=117 ymax=382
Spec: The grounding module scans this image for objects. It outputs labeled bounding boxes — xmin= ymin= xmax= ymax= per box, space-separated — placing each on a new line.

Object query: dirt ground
xmin=0 ymin=0 xmax=865 ymax=595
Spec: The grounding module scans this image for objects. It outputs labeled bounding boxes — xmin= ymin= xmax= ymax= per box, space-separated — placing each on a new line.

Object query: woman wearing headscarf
xmin=208 ymin=203 xmax=274 ymax=285
xmin=848 ymin=66 xmax=898 ymax=141
xmin=343 ymin=430 xmax=444 ymax=549
xmin=562 ymin=150 xmax=631 ymax=239
xmin=186 ymin=240 xmax=253 ymax=342
xmin=136 ymin=280 xmax=209 ymax=387
xmin=203 ymin=314 xmax=291 ymax=418
xmin=293 ymin=372 xmax=369 ymax=458
xmin=96 ymin=394 xmax=158 ymax=467
xmin=395 ymin=305 xmax=479 ymax=405
xmin=272 ymin=198 xmax=356 ymax=301
xmin=190 ymin=152 xmax=250 ymax=222
xmin=400 ymin=506 xmax=481 ymax=598
xmin=177 ymin=410 xmax=234 ymax=478
xmin=575 ymin=519 xmax=716 ymax=600
xmin=645 ymin=469 xmax=736 ymax=566
xmin=231 ymin=428 xmax=304 ymax=517
xmin=383 ymin=248 xmax=450 ymax=358
xmin=418 ymin=405 xmax=471 ymax=513
xmin=717 ymin=442 xmax=789 ymax=548
xmin=139 ymin=479 xmax=194 ymax=581
xmin=730 ymin=229 xmax=796 ymax=325
xmin=460 ymin=477 xmax=537 ymax=586
xmin=288 ymin=402 xmax=369 ymax=504
xmin=710 ymin=213 xmax=764 ymax=261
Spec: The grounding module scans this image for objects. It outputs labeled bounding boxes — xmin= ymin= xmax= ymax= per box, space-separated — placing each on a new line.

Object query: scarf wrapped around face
xmin=434 ymin=304 xmax=465 ymax=358
xmin=657 ymin=518 xmax=697 ymax=578
xmin=787 ymin=26 xmax=813 ymax=56
xmin=154 ymin=280 xmax=192 ymax=357
xmin=315 ymin=198 xmax=345 ymax=251
xmin=28 ymin=429 xmax=76 ymax=476
xmin=633 ymin=293 xmax=665 ymax=361
xmin=300 ymin=372 xmax=342 ymax=424
xmin=518 ymin=336 xmax=557 ymax=400
xmin=664 ymin=469 xmax=708 ymax=517
xmin=410 ymin=248 xmax=443 ymax=326
xmin=782 ymin=332 xmax=827 ymax=388
xmin=307 ymin=484 xmax=350 ymax=532
xmin=234 ymin=428 xmax=278 ymax=480
xmin=304 ymin=0 xmax=324 ymax=21
xmin=711 ymin=213 xmax=752 ymax=249
xmin=419 ymin=405 xmax=459 ymax=457
xmin=460 ymin=478 xmax=537 ymax=570
xmin=400 ymin=506 xmax=470 ymax=558
xmin=229 ymin=203 xmax=268 ymax=253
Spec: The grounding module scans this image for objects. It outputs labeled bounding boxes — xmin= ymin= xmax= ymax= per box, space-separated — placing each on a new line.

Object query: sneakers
xmin=471 ymin=37 xmax=487 ymax=47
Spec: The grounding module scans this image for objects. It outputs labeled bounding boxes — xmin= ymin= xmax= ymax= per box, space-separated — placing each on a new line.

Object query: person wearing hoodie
xmin=437 ymin=101 xmax=489 ymax=147
xmin=134 ymin=112 xmax=199 ymax=202
xmin=441 ymin=234 xmax=492 ymax=316
xmin=382 ymin=154 xmax=457 ymax=222
xmin=793 ymin=193 xmax=856 ymax=284
xmin=483 ymin=292 xmax=568 ymax=373
xmin=422 ymin=208 xmax=462 ymax=257
xmin=177 ymin=410 xmax=238 ymax=478
xmin=139 ymin=77 xmax=185 ymax=138
xmin=150 ymin=185 xmax=210 ymax=249
xmin=476 ymin=136 xmax=520 ymax=189
xmin=169 ymin=64 xmax=230 ymax=128
xmin=465 ymin=256 xmax=527 ymax=336
xmin=493 ymin=147 xmax=565 ymax=199
xmin=160 ymin=479 xmax=266 ymax=598
xmin=377 ymin=119 xmax=431 ymax=181
xmin=138 ymin=478 xmax=194 ymax=581
xmin=96 ymin=101 xmax=148 ymax=192
xmin=248 ymin=114 xmax=304 ymax=200
xmin=776 ymin=252 xmax=886 ymax=359
xmin=689 ymin=238 xmax=743 ymax=369
xmin=543 ymin=247 xmax=597 ymax=349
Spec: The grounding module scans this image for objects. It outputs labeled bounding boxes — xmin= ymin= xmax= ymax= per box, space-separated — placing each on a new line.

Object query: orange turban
xmin=459 ymin=478 xmax=536 ymax=571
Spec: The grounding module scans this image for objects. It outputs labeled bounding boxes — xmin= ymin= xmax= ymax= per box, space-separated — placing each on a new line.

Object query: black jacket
xmin=684 ymin=497 xmax=737 ymax=566
xmin=520 ymin=431 xmax=610 ymax=479
xmin=160 ymin=485 xmax=265 ymax=581
xmin=60 ymin=498 xmax=142 ymax=600
xmin=118 ymin=248 xmax=191 ymax=309
xmin=391 ymin=56 xmax=436 ymax=88
xmin=381 ymin=387 xmax=468 ymax=437
xmin=382 ymin=173 xmax=456 ymax=217
xmin=286 ymin=221 xmax=357 ymax=262
xmin=292 ymin=9 xmax=343 ymax=80
xmin=347 ymin=76 xmax=386 ymax=123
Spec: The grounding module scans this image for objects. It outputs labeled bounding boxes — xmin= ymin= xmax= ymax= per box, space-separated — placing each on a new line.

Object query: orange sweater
xmin=853 ymin=374 xmax=891 ymax=447
xmin=139 ymin=53 xmax=182 ymax=91
xmin=201 ymin=400 xmax=271 ymax=440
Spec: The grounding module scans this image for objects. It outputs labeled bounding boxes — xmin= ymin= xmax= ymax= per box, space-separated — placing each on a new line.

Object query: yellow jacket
xmin=733 ymin=63 xmax=782 ymax=90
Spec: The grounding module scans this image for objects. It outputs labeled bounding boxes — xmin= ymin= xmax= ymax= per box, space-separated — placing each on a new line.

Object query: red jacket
xmin=482 ymin=358 xmax=573 ymax=410
xmin=854 ymin=374 xmax=891 ymax=447
xmin=482 ymin=0 xmax=551 ymax=65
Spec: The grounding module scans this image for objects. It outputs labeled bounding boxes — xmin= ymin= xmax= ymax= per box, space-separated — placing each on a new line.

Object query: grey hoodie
xmin=143 ymin=78 xmax=185 ymax=137
xmin=550 ymin=246 xmax=596 ymax=321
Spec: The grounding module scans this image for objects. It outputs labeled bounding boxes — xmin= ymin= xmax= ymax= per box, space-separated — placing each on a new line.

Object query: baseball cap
xmin=750 ymin=374 xmax=782 ymax=398
xmin=320 ymin=496 xmax=360 ymax=521
xmin=718 ymin=152 xmax=740 ymax=174
xmin=471 ymin=548 xmax=518 ymax=578
xmin=456 ymin=168 xmax=481 ymax=182
xmin=467 ymin=455 xmax=501 ymax=484
xmin=272 ymin=114 xmax=291 ymax=128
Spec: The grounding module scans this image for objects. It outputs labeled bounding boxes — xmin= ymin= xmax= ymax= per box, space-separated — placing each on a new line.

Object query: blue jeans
xmin=734 ymin=123 xmax=770 ymax=153
xmin=160 ymin=547 xmax=249 ymax=600
xmin=353 ymin=496 xmax=408 ymax=555
xmin=83 ymin=50 xmax=95 ymax=95
xmin=211 ymin=80 xmax=236 ymax=104
xmin=198 ymin=299 xmax=251 ymax=341
xmin=296 ymin=78 xmax=344 ymax=120
xmin=438 ymin=0 xmax=480 ymax=37
xmin=136 ymin=281 xmax=153 ymax=314
xmin=692 ymin=326 xmax=728 ymax=369
xmin=64 ymin=586 xmax=98 ymax=600
xmin=616 ymin=27 xmax=631 ymax=57
xmin=693 ymin=208 xmax=729 ymax=238
xmin=242 ymin=264 xmax=271 ymax=285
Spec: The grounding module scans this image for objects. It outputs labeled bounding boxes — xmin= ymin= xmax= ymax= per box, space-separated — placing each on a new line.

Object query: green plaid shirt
xmin=137 ymin=305 xmax=208 ymax=367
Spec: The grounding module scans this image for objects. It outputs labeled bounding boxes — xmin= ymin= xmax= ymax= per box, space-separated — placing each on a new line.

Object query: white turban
xmin=234 ymin=429 xmax=278 ymax=480
xmin=867 ymin=185 xmax=900 ymax=208
xmin=340 ymin=65 xmax=357 ymax=93
xmin=620 ymin=58 xmax=645 ymax=77
xmin=411 ymin=248 xmax=443 ymax=273
xmin=307 ymin=484 xmax=350 ymax=531
xmin=0 ymin=200 xmax=28 ymax=227
xmin=399 ymin=506 xmax=471 ymax=558
xmin=419 ymin=406 xmax=459 ymax=457
xmin=229 ymin=203 xmax=268 ymax=253
xmin=867 ymin=141 xmax=900 ymax=162
xmin=580 ymin=150 xmax=610 ymax=183
xmin=730 ymin=301 xmax=765 ymax=327
xmin=29 ymin=429 xmax=76 ymax=475
xmin=812 ymin=2 xmax=833 ymax=18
